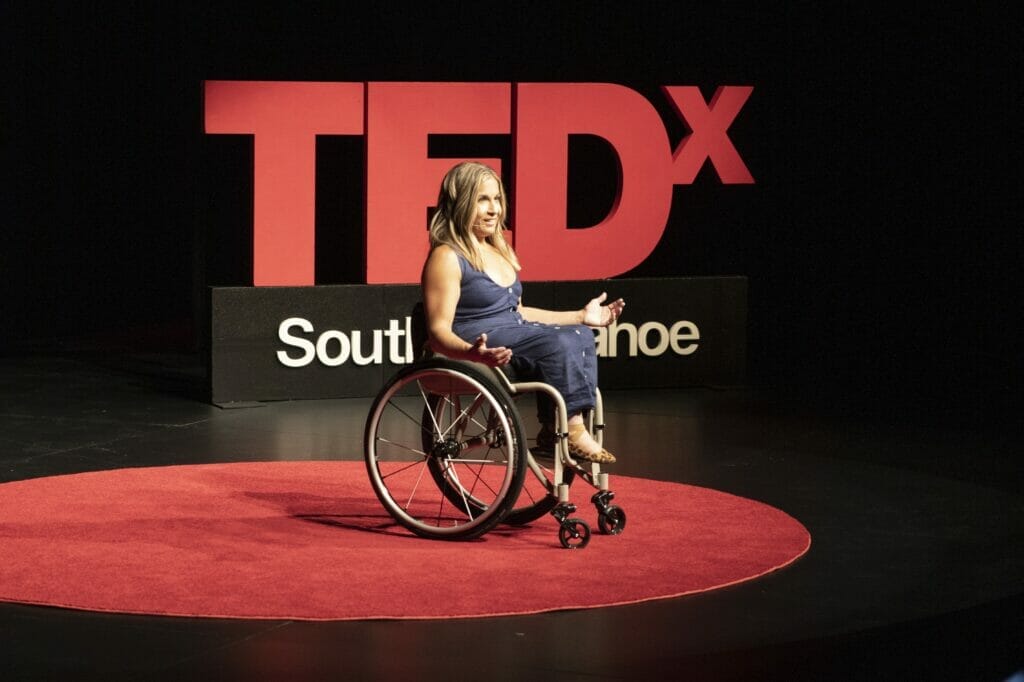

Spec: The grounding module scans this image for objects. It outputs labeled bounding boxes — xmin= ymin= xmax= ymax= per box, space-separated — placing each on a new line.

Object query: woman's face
xmin=470 ymin=176 xmax=502 ymax=241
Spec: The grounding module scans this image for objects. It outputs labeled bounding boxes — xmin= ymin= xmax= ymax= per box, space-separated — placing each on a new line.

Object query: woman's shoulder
xmin=429 ymin=244 xmax=463 ymax=265
xmin=425 ymin=244 xmax=464 ymax=279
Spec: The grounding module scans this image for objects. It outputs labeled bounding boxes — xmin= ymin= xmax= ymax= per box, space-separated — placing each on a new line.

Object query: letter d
xmin=514 ymin=83 xmax=673 ymax=280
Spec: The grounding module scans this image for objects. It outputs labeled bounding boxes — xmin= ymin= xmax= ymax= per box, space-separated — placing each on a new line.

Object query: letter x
xmin=663 ymin=85 xmax=754 ymax=184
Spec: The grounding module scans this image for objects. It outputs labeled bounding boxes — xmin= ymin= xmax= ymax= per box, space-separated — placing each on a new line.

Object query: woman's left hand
xmin=582 ymin=292 xmax=625 ymax=327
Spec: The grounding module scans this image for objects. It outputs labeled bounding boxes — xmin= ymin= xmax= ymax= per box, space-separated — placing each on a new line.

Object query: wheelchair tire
xmin=365 ymin=358 xmax=527 ymax=541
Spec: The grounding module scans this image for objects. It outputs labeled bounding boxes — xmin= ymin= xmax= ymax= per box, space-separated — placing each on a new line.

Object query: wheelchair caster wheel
xmin=558 ymin=518 xmax=591 ymax=549
xmin=597 ymin=505 xmax=626 ymax=535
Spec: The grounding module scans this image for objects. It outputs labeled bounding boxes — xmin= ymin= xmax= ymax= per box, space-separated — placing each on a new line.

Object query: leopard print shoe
xmin=566 ymin=424 xmax=616 ymax=464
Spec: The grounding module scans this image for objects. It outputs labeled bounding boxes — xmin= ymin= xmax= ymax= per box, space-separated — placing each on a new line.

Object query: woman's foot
xmin=566 ymin=423 xmax=616 ymax=464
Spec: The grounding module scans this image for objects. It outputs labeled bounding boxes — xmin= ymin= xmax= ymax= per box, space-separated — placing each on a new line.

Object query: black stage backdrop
xmin=4 ymin=4 xmax=1019 ymax=422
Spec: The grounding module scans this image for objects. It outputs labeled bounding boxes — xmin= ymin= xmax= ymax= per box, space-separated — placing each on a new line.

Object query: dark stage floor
xmin=1 ymin=354 xmax=1022 ymax=681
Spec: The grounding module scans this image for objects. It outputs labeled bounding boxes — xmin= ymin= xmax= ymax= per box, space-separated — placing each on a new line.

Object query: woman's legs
xmin=457 ymin=321 xmax=614 ymax=463
xmin=502 ymin=323 xmax=597 ymax=415
xmin=500 ymin=324 xmax=613 ymax=463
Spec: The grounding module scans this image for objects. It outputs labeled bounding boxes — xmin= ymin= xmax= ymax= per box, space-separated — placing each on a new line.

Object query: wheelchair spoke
xmin=459 ymin=393 xmax=490 ymax=433
xmin=464 ymin=458 xmax=500 ymax=499
xmin=423 ymin=389 xmax=477 ymax=443
xmin=374 ymin=436 xmax=428 ymax=459
xmin=418 ymin=382 xmax=455 ymax=440
xmin=449 ymin=452 xmax=503 ymax=498
xmin=378 ymin=455 xmax=428 ymax=480
xmin=437 ymin=458 xmax=477 ymax=520
xmin=383 ymin=393 xmax=436 ymax=440
xmin=402 ymin=458 xmax=429 ymax=511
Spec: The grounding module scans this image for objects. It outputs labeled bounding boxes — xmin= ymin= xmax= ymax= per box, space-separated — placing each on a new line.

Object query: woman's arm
xmin=422 ymin=246 xmax=512 ymax=366
xmin=517 ymin=304 xmax=585 ymax=326
xmin=519 ymin=292 xmax=625 ymax=328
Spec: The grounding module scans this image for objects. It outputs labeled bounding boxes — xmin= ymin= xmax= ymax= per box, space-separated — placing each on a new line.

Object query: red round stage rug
xmin=0 ymin=462 xmax=810 ymax=620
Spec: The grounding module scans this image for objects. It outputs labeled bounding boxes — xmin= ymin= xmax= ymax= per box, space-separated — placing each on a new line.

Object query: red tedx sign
xmin=204 ymin=81 xmax=753 ymax=285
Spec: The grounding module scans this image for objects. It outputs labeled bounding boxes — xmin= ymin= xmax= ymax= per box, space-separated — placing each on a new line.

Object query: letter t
xmin=204 ymin=81 xmax=364 ymax=285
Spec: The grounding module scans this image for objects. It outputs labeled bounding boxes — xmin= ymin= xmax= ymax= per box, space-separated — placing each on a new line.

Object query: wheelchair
xmin=364 ymin=320 xmax=627 ymax=549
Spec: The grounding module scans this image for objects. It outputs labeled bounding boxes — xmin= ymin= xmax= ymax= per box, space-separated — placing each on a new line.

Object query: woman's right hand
xmin=468 ymin=333 xmax=512 ymax=367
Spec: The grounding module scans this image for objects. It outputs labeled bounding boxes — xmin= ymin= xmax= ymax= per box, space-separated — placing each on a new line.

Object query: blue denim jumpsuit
xmin=450 ymin=255 xmax=598 ymax=415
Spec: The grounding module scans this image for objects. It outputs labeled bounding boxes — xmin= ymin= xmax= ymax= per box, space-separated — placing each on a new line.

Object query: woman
xmin=421 ymin=161 xmax=625 ymax=463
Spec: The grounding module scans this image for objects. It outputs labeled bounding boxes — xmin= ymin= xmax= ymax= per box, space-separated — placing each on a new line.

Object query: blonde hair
xmin=428 ymin=161 xmax=521 ymax=272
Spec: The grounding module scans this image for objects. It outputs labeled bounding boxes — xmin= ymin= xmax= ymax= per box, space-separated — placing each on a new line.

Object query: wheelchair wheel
xmin=365 ymin=358 xmax=527 ymax=540
xmin=558 ymin=518 xmax=591 ymax=549
xmin=422 ymin=383 xmax=576 ymax=527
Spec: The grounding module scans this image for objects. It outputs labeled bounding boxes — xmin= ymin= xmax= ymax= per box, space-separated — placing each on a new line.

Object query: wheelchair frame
xmin=364 ymin=355 xmax=626 ymax=548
